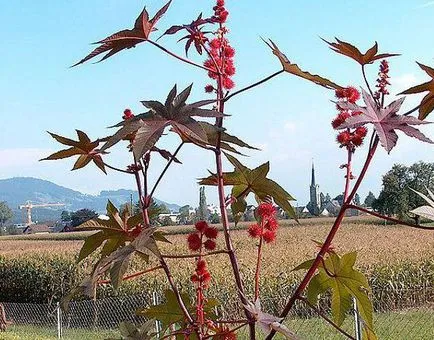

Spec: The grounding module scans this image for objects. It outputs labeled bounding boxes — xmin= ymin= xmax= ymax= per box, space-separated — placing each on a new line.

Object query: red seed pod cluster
xmin=332 ymin=87 xmax=368 ymax=150
xmin=190 ymin=259 xmax=211 ymax=287
xmin=187 ymin=220 xmax=219 ymax=252
xmin=122 ymin=108 xmax=134 ymax=120
xmin=247 ymin=202 xmax=279 ymax=244
xmin=212 ymin=0 xmax=229 ymax=23
xmin=203 ymin=1 xmax=235 ymax=91
xmin=374 ymin=60 xmax=390 ymax=99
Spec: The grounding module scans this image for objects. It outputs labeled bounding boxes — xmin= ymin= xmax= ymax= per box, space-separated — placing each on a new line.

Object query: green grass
xmin=3 ymin=309 xmax=433 ymax=339
xmin=2 ymin=325 xmax=119 ymax=340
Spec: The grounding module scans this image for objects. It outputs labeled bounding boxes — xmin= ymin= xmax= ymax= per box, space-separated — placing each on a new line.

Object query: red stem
xmin=97 ymin=265 xmax=162 ymax=285
xmin=254 ymin=234 xmax=264 ymax=300
xmin=343 ymin=146 xmax=353 ymax=201
xmin=266 ymin=138 xmax=379 ymax=340
xmin=347 ymin=204 xmax=434 ymax=230
xmin=148 ymin=40 xmax=213 ymax=72
xmin=213 ymin=28 xmax=256 ymax=338
xmin=162 ymin=250 xmax=229 ymax=259
xmin=133 ymin=159 xmax=196 ymax=329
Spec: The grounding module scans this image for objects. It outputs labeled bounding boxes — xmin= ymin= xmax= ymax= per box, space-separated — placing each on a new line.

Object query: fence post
xmin=353 ymin=297 xmax=362 ymax=340
xmin=56 ymin=302 xmax=62 ymax=339
xmin=152 ymin=291 xmax=161 ymax=337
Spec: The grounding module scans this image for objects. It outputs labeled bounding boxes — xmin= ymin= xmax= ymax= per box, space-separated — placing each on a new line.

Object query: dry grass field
xmin=1 ymin=216 xmax=433 ymax=268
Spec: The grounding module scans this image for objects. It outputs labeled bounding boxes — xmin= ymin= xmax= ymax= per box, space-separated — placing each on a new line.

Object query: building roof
xmin=23 ymin=224 xmax=51 ymax=234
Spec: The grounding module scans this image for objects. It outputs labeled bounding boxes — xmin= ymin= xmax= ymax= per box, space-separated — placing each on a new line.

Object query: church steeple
xmin=311 ymin=162 xmax=316 ymax=186
xmin=308 ymin=160 xmax=321 ymax=216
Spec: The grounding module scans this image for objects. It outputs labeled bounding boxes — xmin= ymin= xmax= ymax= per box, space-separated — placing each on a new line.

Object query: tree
xmin=61 ymin=210 xmax=71 ymax=222
xmin=373 ymin=162 xmax=434 ymax=219
xmin=209 ymin=212 xmax=220 ymax=224
xmin=197 ymin=186 xmax=209 ymax=221
xmin=333 ymin=194 xmax=344 ymax=206
xmin=5 ymin=225 xmax=20 ymax=235
xmin=353 ymin=193 xmax=361 ymax=205
xmin=70 ymin=209 xmax=98 ymax=228
xmin=0 ymin=202 xmax=13 ymax=230
xmin=178 ymin=205 xmax=194 ymax=225
xmin=364 ymin=191 xmax=376 ymax=207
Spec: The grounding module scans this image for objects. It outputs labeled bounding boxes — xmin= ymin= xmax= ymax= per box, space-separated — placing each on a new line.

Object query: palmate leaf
xmin=101 ymin=84 xmax=225 ymax=159
xmin=41 ymin=130 xmax=107 ymax=173
xmin=400 ymin=62 xmax=434 ymax=120
xmin=72 ymin=1 xmax=172 ymax=66
xmin=243 ymin=299 xmax=299 ymax=339
xmin=137 ymin=290 xmax=219 ymax=332
xmin=337 ymin=88 xmax=433 ymax=153
xmin=177 ymin=121 xmax=259 ymax=155
xmin=118 ymin=320 xmax=155 ymax=340
xmin=322 ymin=37 xmax=399 ymax=66
xmin=199 ymin=153 xmax=297 ymax=221
xmin=264 ymin=39 xmax=342 ymax=90
xmin=76 ymin=200 xmax=143 ymax=262
xmin=410 ymin=187 xmax=434 ymax=221
xmin=306 ymin=252 xmax=377 ymax=340
xmin=61 ymin=228 xmax=159 ymax=311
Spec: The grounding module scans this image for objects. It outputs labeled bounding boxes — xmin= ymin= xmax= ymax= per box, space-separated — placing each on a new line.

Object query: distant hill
xmin=0 ymin=177 xmax=181 ymax=224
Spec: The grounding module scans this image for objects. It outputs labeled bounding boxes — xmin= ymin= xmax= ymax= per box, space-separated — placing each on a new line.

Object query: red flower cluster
xmin=247 ymin=203 xmax=279 ymax=244
xmin=190 ymin=258 xmax=211 ymax=287
xmin=335 ymin=86 xmax=360 ymax=103
xmin=122 ymin=108 xmax=134 ymax=120
xmin=332 ymin=87 xmax=367 ymax=150
xmin=212 ymin=0 xmax=229 ymax=23
xmin=203 ymin=1 xmax=235 ymax=91
xmin=374 ymin=60 xmax=390 ymax=99
xmin=187 ymin=220 xmax=219 ymax=252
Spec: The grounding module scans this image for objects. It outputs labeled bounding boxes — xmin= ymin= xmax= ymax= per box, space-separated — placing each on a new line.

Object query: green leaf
xmin=292 ymin=258 xmax=315 ymax=272
xmin=199 ymin=153 xmax=297 ymax=219
xmin=76 ymin=200 xmax=145 ymax=262
xmin=77 ymin=231 xmax=107 ymax=262
xmin=306 ymin=251 xmax=376 ymax=336
xmin=137 ymin=290 xmax=219 ymax=332
xmin=137 ymin=290 xmax=188 ymax=331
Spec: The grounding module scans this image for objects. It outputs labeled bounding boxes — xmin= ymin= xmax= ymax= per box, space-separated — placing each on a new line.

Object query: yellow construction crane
xmin=18 ymin=201 xmax=65 ymax=226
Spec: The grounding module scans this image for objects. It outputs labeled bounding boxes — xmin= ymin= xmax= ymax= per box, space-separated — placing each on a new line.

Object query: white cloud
xmin=392 ymin=73 xmax=418 ymax=93
xmin=418 ymin=1 xmax=434 ymax=8
xmin=0 ymin=148 xmax=51 ymax=168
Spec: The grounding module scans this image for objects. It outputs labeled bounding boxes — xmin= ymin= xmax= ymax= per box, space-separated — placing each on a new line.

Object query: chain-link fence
xmin=2 ymin=288 xmax=433 ymax=339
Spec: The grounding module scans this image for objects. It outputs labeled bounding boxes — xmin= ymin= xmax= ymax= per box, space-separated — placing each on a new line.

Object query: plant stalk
xmin=347 ymin=204 xmax=434 ymax=230
xmin=266 ymin=138 xmax=379 ymax=340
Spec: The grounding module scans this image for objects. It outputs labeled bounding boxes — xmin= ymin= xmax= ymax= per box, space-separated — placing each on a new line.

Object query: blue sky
xmin=1 ymin=0 xmax=434 ymax=207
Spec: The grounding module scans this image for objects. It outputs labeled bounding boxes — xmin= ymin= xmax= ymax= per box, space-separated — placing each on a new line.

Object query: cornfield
xmin=1 ymin=220 xmax=433 ymax=316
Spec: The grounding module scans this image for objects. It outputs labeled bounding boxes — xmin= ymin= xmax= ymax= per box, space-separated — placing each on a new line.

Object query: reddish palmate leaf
xmin=399 ymin=62 xmax=434 ymax=120
xmin=161 ymin=13 xmax=214 ymax=56
xmin=323 ymin=38 xmax=399 ymax=65
xmin=337 ymin=89 xmax=433 ymax=153
xmin=72 ymin=1 xmax=172 ymax=66
xmin=264 ymin=39 xmax=342 ymax=90
xmin=243 ymin=299 xmax=299 ymax=339
xmin=100 ymin=84 xmax=225 ymax=159
xmin=41 ymin=130 xmax=107 ymax=173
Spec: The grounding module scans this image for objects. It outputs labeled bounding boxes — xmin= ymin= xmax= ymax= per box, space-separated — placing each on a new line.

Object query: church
xmin=302 ymin=163 xmax=341 ymax=217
